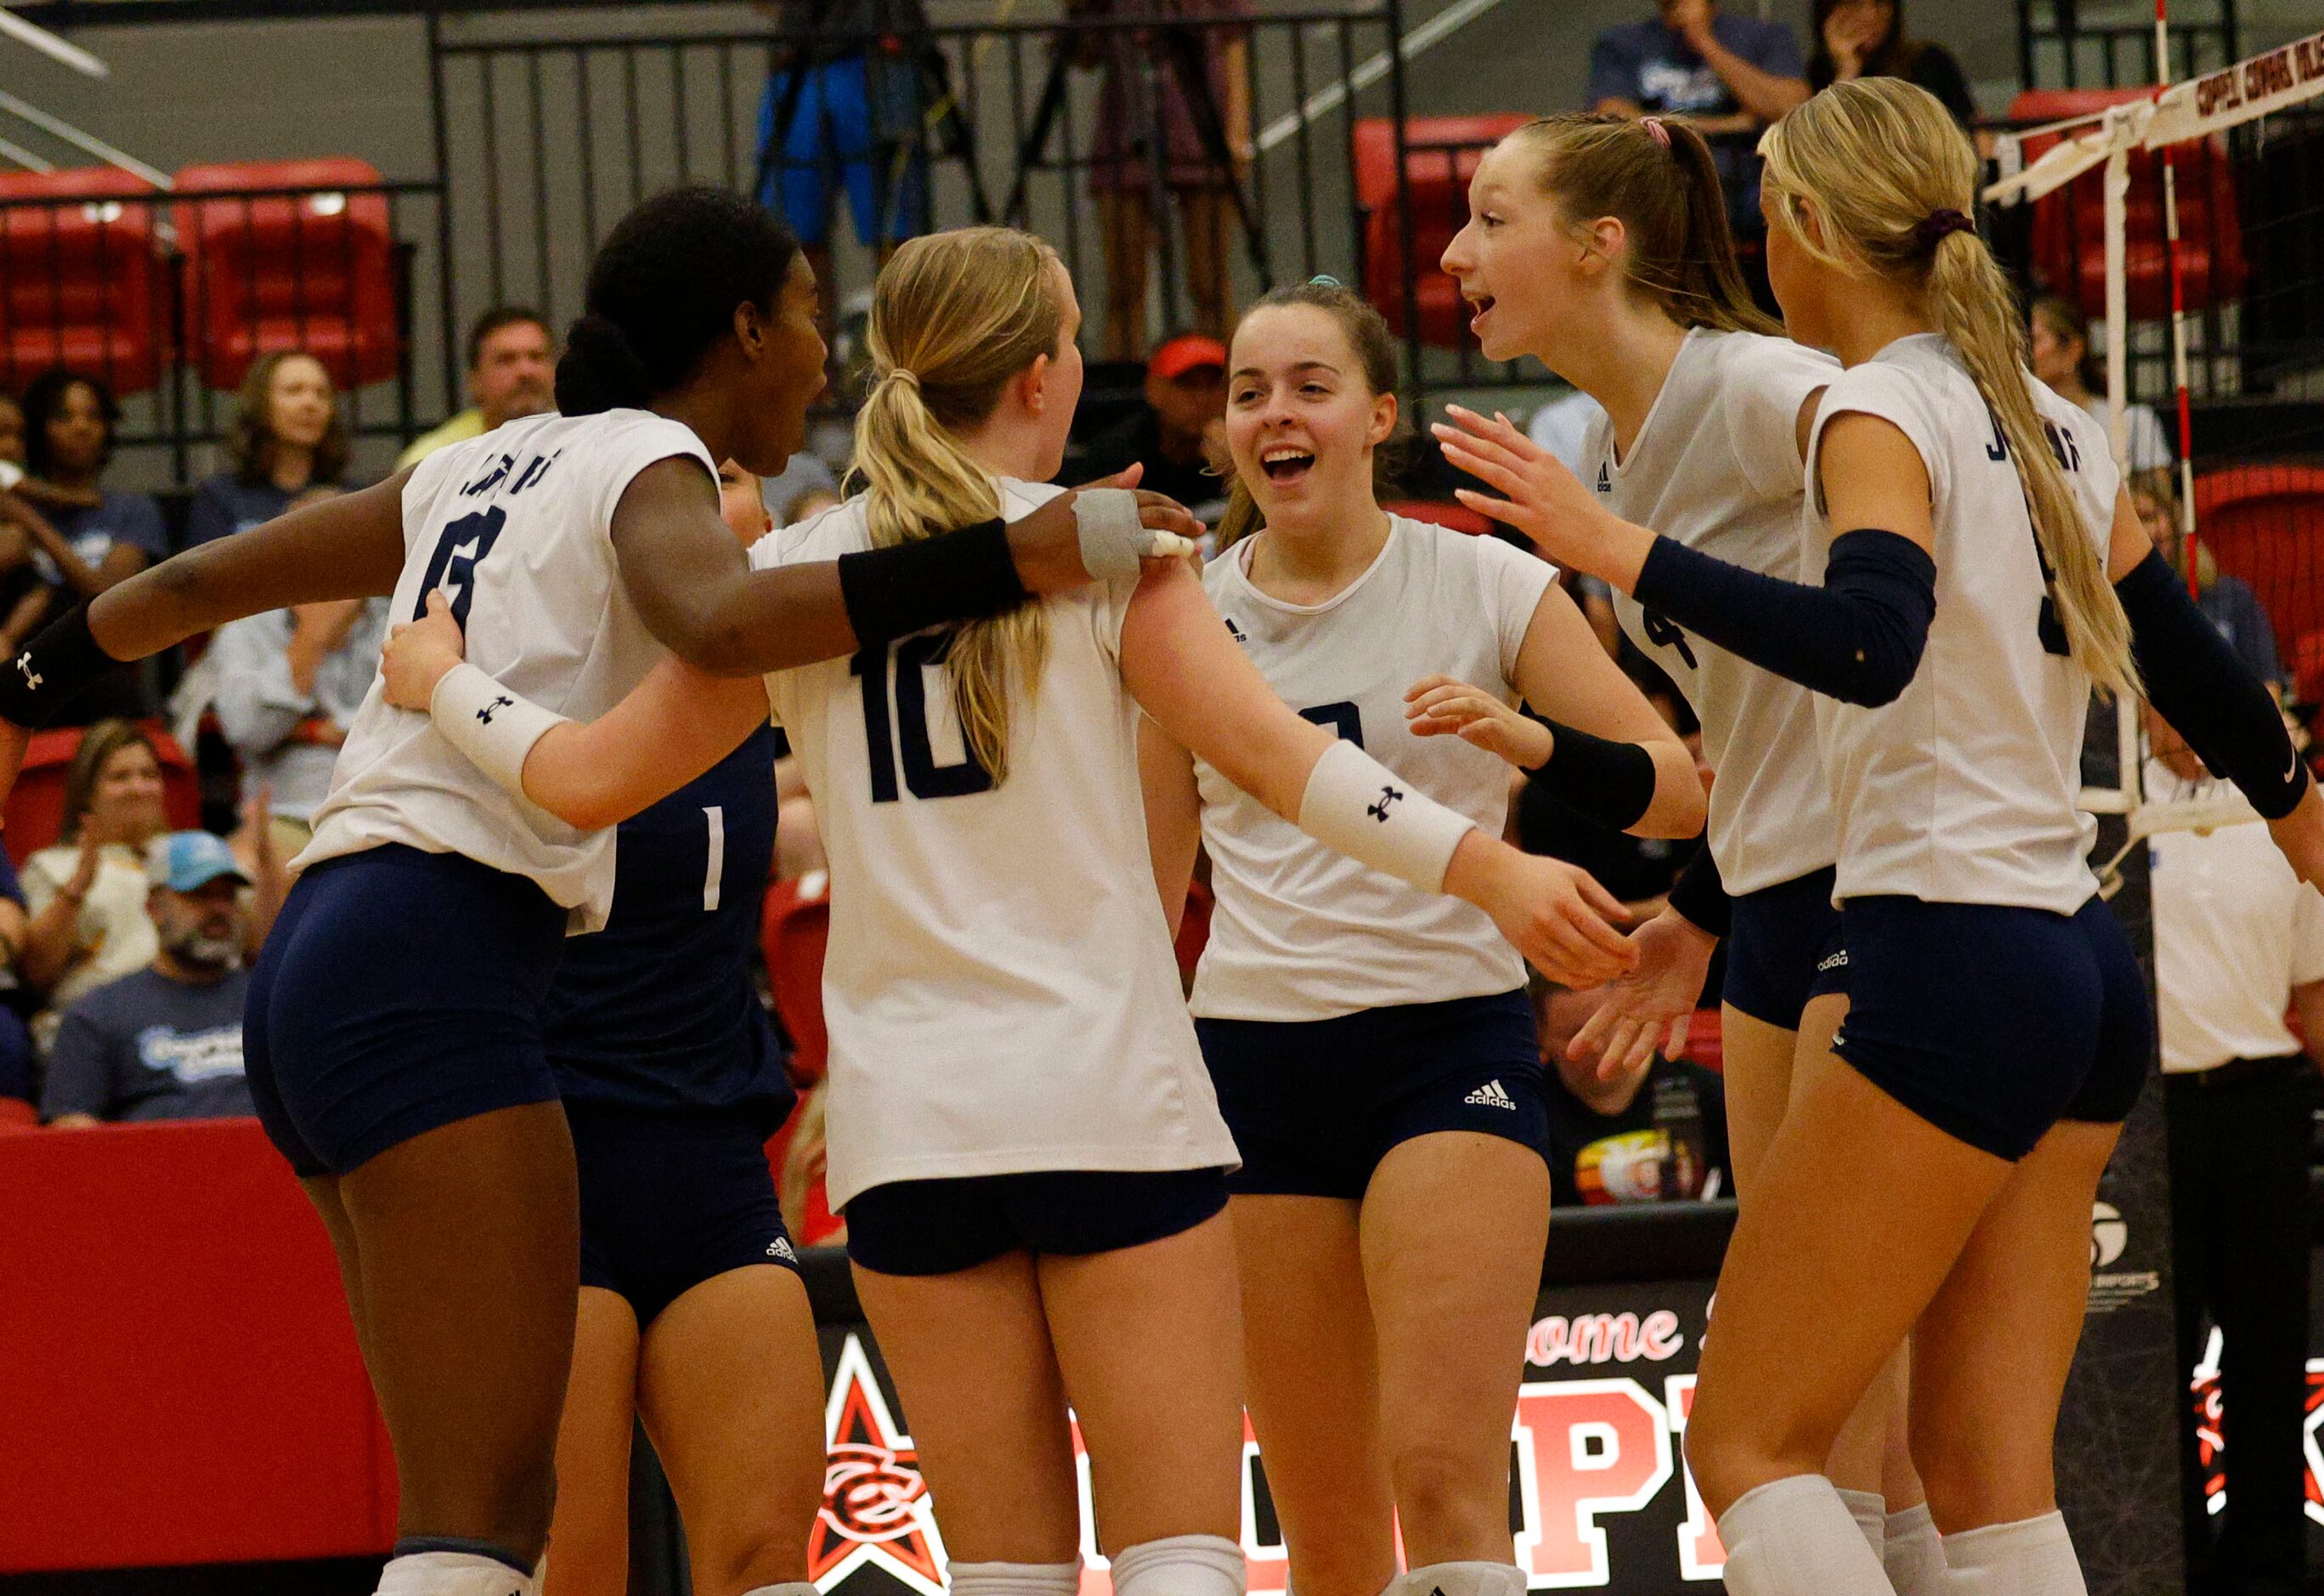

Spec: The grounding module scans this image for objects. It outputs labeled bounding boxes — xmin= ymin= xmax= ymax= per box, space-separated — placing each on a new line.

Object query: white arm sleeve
xmin=430 ymin=663 xmax=570 ymax=800
xmin=1296 ymin=739 xmax=1476 ymax=895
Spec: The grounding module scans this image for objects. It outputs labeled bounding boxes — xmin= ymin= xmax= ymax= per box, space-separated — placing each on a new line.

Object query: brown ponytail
xmin=1759 ymin=78 xmax=2137 ymax=697
xmin=1502 ymin=113 xmax=1779 ymax=337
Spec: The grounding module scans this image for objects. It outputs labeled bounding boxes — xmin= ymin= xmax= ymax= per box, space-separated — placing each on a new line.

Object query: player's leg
xmin=1100 ymin=189 xmax=1154 ymax=362
xmin=1037 ymin=1187 xmax=1246 ymax=1588
xmin=542 ymin=1288 xmax=642 ymax=1596
xmin=339 ymin=1101 xmax=582 ymax=1564
xmin=1363 ymin=1130 xmax=1548 ymax=1591
xmin=636 ymin=1265 xmax=826 ymax=1596
xmin=847 ymin=1180 xmax=1083 ymax=1565
xmin=1229 ymin=1194 xmax=1399 ymax=1596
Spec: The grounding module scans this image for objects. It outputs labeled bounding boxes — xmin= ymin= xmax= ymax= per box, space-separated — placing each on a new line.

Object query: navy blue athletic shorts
xmin=1834 ymin=893 xmax=2152 ymax=1161
xmin=246 ymin=845 xmax=568 ymax=1178
xmin=1724 ymin=866 xmax=1850 ymax=1030
xmin=1196 ymin=988 xmax=1548 ymax=1199
xmin=570 ymin=1101 xmax=798 ymax=1327
xmin=845 ymin=1167 xmax=1230 ymax=1277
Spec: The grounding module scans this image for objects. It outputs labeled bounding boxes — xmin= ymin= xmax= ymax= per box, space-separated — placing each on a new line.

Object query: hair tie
xmin=1917 ymin=208 xmax=1975 ymax=248
xmin=1642 ymin=116 xmax=1671 ymax=150
xmin=1307 ymin=273 xmax=1343 ymax=288
xmin=882 ymin=366 xmax=921 ymax=392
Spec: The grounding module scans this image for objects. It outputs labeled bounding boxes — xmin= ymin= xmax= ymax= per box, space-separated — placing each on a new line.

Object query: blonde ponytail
xmin=849 ymin=228 xmax=1066 ymax=784
xmin=1760 ymin=76 xmax=2138 ymax=697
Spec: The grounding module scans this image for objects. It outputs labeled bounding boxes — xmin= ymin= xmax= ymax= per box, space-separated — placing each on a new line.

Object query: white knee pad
xmin=375 ymin=1548 xmax=537 ymax=1596
xmin=1715 ymin=1475 xmax=1895 ymax=1596
xmin=947 ymin=1559 xmax=1084 ymax=1596
xmin=741 ymin=1585 xmax=826 ymax=1596
xmin=1395 ymin=1561 xmax=1526 ymax=1596
xmin=1108 ymin=1534 xmax=1246 ymax=1596
xmin=1884 ymin=1503 xmax=1948 ymax=1596
xmin=1938 ymin=1512 xmax=2084 ymax=1596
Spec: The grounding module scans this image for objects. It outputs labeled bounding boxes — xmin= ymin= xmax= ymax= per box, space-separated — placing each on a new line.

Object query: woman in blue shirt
xmin=185 ymin=351 xmax=349 ymax=546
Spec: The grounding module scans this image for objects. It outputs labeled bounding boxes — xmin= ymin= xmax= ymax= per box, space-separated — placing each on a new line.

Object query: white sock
xmin=1884 ymin=1503 xmax=1948 ymax=1596
xmin=1937 ymin=1513 xmax=2083 ymax=1596
xmin=1715 ymin=1474 xmax=1897 ymax=1595
xmin=1394 ymin=1563 xmax=1526 ymax=1596
xmin=1837 ymin=1489 xmax=1889 ymax=1561
xmin=375 ymin=1547 xmax=536 ymax=1596
xmin=1109 ymin=1534 xmax=1246 ymax=1596
xmin=947 ymin=1561 xmax=1084 ymax=1596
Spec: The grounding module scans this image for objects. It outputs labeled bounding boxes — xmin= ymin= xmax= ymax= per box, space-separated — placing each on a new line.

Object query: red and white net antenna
xmin=2153 ymin=0 xmax=2202 ymax=597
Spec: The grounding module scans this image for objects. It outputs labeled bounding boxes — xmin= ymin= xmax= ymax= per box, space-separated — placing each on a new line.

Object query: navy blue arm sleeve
xmin=2118 ymin=548 xmax=2310 ymax=818
xmin=1666 ymin=844 xmax=1730 ymax=939
xmin=1630 ymin=529 xmax=1937 ymax=709
xmin=1524 ymin=718 xmax=1660 ymax=832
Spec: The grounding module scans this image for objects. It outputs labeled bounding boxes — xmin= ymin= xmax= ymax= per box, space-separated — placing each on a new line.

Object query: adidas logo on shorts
xmin=1464 ymin=1078 xmax=1518 ymax=1111
xmin=1817 ymin=950 xmax=1849 ymax=973
xmin=766 ymin=1237 xmax=798 ymax=1263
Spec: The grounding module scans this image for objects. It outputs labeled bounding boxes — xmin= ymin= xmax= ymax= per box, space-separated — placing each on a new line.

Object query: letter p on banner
xmin=1512 ymin=1379 xmax=1673 ymax=1588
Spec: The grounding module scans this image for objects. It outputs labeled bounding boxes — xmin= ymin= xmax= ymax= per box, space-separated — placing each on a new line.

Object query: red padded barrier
xmin=0 ymin=1118 xmax=394 ymax=1572
xmin=0 ymin=167 xmax=165 ymax=395
xmin=1354 ymin=116 xmax=1533 ymax=348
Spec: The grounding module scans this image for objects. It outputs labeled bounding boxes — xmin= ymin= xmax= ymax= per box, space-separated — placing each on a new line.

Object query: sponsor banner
xmin=802 ymin=1282 xmax=1722 ymax=1596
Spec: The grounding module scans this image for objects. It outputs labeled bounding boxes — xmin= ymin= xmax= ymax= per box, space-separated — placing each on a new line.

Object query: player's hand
xmin=382 ymin=591 xmax=469 ymax=713
xmin=1405 ymin=673 xmax=1553 ymax=769
xmin=1451 ymin=837 xmax=1637 ymax=988
xmin=2267 ymin=778 xmax=2324 ymax=893
xmin=1433 ymin=406 xmax=1650 ymax=587
xmin=1006 ymin=483 xmax=1205 ymax=593
xmin=1570 ymin=907 xmax=1717 ymax=1081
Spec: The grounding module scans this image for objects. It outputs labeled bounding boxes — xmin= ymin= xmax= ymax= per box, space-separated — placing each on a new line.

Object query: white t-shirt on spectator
xmin=2076 ymin=393 xmax=2173 ymax=475
xmin=2146 ymin=757 xmax=2324 ymax=1073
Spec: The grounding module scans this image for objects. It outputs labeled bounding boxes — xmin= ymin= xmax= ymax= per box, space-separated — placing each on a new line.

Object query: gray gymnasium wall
xmin=1 ymin=0 xmax=2311 ymax=484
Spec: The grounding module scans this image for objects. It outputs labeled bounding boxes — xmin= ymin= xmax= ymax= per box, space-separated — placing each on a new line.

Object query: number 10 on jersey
xmin=852 ymin=637 xmax=993 ymax=803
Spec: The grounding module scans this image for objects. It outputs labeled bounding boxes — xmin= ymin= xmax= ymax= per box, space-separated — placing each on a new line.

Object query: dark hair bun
xmin=556 ymin=313 xmax=653 ymax=416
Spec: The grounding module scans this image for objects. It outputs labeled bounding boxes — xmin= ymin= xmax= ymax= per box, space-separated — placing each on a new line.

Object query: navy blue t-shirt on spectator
xmin=41 ymin=965 xmax=254 ymax=1123
xmin=544 ymin=724 xmax=794 ymax=1129
xmin=184 ymin=476 xmax=303 ymax=546
xmin=34 ymin=490 xmax=167 ymax=580
xmin=1587 ymin=13 xmax=1804 ymax=234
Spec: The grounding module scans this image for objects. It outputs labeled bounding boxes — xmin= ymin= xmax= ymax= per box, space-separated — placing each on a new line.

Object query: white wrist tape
xmin=1296 ymin=738 xmax=1475 ymax=894
xmin=430 ymin=662 xmax=569 ymax=800
xmin=1073 ymin=487 xmax=1196 ymax=580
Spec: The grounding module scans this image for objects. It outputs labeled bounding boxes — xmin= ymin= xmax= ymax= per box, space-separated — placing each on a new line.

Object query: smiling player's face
xmin=1225 ymin=303 xmax=1394 ymax=524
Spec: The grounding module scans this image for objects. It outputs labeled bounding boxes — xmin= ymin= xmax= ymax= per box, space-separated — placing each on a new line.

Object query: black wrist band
xmin=1526 ymin=718 xmax=1660 ymax=831
xmin=0 ymin=604 xmax=116 ymax=728
xmin=836 ymin=518 xmax=1028 ymax=648
xmin=1665 ymin=846 xmax=1731 ymax=940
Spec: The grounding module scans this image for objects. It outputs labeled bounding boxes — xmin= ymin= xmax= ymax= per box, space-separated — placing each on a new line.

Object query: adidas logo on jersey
xmin=1596 ymin=462 xmax=1612 ymax=495
xmin=1224 ymin=616 xmax=1248 ymax=642
xmin=1464 ymin=1078 xmax=1518 ymax=1111
xmin=766 ymin=1237 xmax=797 ymax=1263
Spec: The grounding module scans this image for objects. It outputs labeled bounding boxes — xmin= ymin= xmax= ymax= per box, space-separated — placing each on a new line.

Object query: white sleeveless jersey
xmin=1805 ymin=334 xmax=2122 ymax=914
xmin=298 ymin=409 xmax=712 ymax=931
xmin=1592 ymin=327 xmax=1841 ymax=895
xmin=757 ymin=479 xmax=1236 ymax=1208
xmin=1190 ymin=517 xmax=1555 ymax=1022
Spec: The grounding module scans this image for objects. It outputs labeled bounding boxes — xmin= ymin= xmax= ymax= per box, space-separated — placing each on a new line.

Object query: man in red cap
xmin=1073 ymin=331 xmax=1230 ymax=521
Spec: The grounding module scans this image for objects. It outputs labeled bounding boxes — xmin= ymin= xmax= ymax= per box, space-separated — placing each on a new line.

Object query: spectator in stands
xmin=1071 ymin=331 xmax=1230 ymax=519
xmin=40 ymin=831 xmax=253 ymax=1128
xmin=2029 ymin=295 xmax=2173 ymax=493
xmin=2144 ymin=704 xmax=2323 ymax=1596
xmin=395 ymin=307 xmax=557 ymax=469
xmin=1535 ymin=977 xmax=1729 ymax=1206
xmin=1075 ymin=0 xmax=1253 ymax=358
xmin=20 ymin=721 xmax=171 ymax=1044
xmin=184 ymin=352 xmax=348 ymax=546
xmin=208 ymin=561 xmax=389 ymax=857
xmin=1807 ymin=0 xmax=1976 ymax=126
xmin=762 ymin=448 xmax=842 ymax=526
xmin=2136 ymin=478 xmax=2284 ymax=689
xmin=1588 ymin=0 xmax=1808 ymax=244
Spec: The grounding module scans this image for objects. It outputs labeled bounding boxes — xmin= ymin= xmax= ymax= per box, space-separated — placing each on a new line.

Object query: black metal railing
xmin=2016 ymin=0 xmax=2240 ymax=91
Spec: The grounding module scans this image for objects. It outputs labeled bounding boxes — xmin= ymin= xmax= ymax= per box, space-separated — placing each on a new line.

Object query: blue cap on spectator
xmin=146 ymin=831 xmax=250 ymax=893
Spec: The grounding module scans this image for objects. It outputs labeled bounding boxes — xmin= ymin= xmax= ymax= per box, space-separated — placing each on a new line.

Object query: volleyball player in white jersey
xmin=0 ymin=190 xmax=1200 ymax=1596
xmin=382 ymin=226 xmax=1637 ymax=1596
xmin=1431 ymin=113 xmax=1937 ymax=1583
xmin=1135 ymin=279 xmax=1703 ymax=1596
xmin=1438 ymin=80 xmax=2324 ymax=1594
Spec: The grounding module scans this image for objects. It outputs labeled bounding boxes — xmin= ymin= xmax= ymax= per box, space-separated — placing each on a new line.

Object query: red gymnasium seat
xmin=2007 ymin=89 xmax=2247 ymax=322
xmin=0 ymin=167 xmax=165 ymax=395
xmin=0 ymin=1098 xmax=36 ymax=1131
xmin=3 ymin=722 xmax=201 ymax=866
xmin=175 ymin=157 xmax=399 ymax=391
xmin=2192 ymin=465 xmax=2324 ymax=700
xmin=1354 ymin=116 xmax=1534 ymax=348
xmin=762 ymin=872 xmax=831 ymax=1087
xmin=1386 ymin=499 xmax=1494 ymax=536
